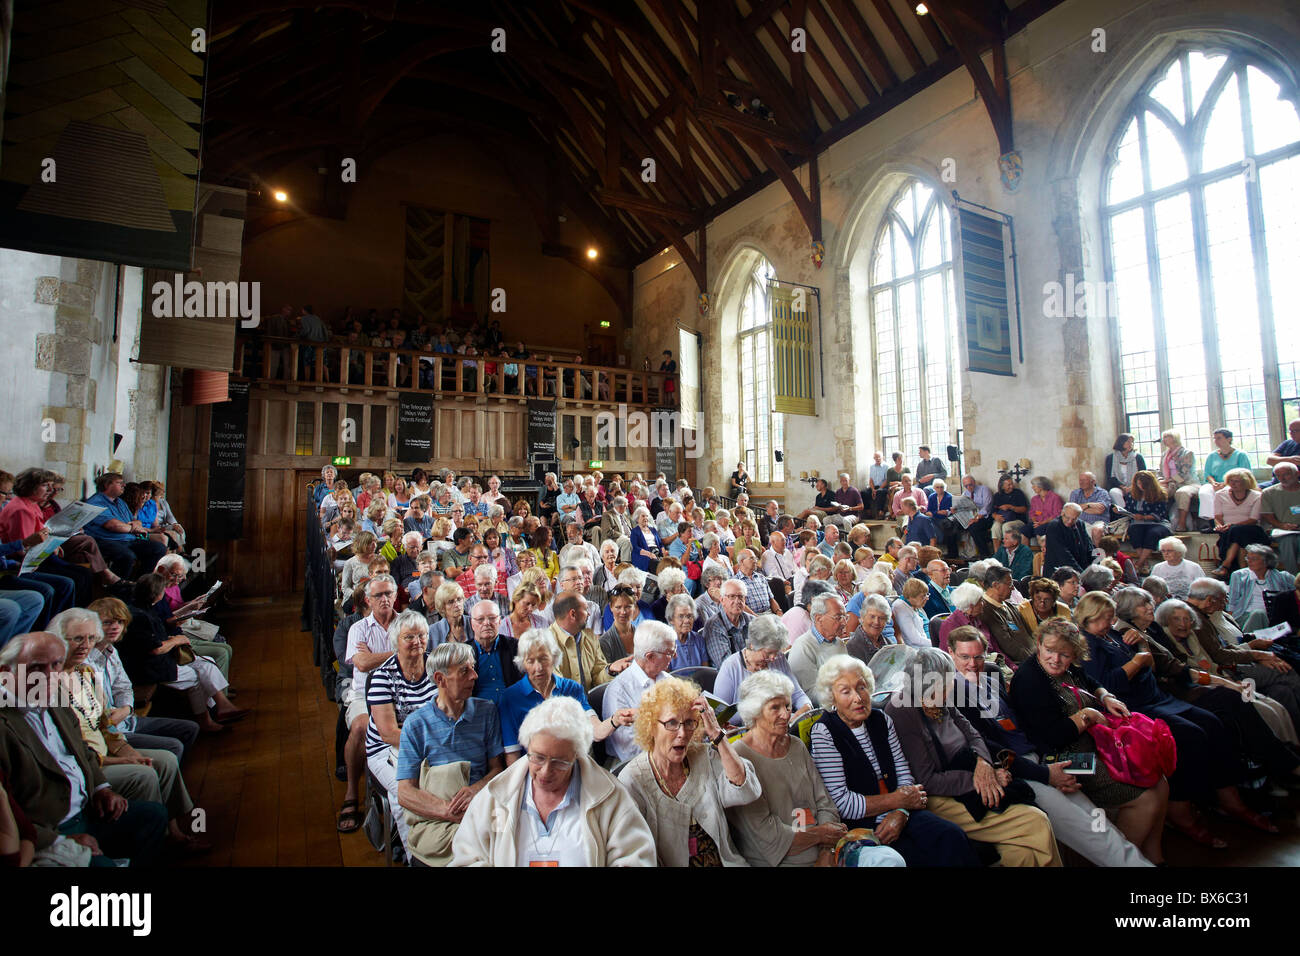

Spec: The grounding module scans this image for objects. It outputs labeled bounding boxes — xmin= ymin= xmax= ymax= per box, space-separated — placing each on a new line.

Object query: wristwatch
xmin=710 ymin=730 xmax=726 ymax=747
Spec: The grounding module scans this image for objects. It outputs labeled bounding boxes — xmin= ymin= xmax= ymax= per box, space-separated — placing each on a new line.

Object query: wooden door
xmin=587 ymin=333 xmax=616 ymax=367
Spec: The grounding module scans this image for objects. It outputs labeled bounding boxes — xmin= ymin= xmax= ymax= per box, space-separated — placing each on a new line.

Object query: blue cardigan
xmin=1227 ymin=567 xmax=1295 ymax=623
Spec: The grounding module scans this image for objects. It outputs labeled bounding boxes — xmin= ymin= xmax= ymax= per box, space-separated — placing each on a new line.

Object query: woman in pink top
xmin=0 ymin=467 xmax=120 ymax=586
xmin=1027 ymin=476 xmax=1065 ymax=541
xmin=1211 ymin=468 xmax=1269 ymax=578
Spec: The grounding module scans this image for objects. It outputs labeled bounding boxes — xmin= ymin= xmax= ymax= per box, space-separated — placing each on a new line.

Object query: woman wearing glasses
xmin=450 ymin=695 xmax=656 ymax=866
xmin=621 ymin=675 xmax=760 ymax=866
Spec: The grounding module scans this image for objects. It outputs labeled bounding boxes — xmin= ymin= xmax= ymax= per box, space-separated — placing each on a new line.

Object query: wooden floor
xmin=178 ymin=596 xmax=1300 ymax=867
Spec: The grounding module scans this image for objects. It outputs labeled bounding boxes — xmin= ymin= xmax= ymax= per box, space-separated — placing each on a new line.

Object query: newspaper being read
xmin=43 ymin=501 xmax=105 ymax=538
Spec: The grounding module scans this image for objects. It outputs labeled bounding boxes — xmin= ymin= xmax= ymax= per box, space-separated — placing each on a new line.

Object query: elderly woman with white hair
xmin=602 ymin=621 xmax=681 ymax=761
xmin=630 ymin=506 xmax=662 ymax=573
xmin=1079 ymin=564 xmax=1116 ymax=594
xmin=809 ymin=654 xmax=978 ymax=866
xmin=665 ymin=593 xmax=709 ymax=670
xmin=846 ymin=593 xmax=899 ymax=664
xmin=649 ymin=566 xmax=688 ymax=623
xmin=622 ymin=675 xmax=759 ymax=866
xmin=499 ymin=628 xmax=633 ymax=764
xmin=1149 ymin=536 xmax=1204 ymax=600
xmin=728 ymin=670 xmax=897 ymax=867
xmin=51 ymin=608 xmax=210 ymax=854
xmin=451 ymin=696 xmax=656 ymax=866
xmin=700 ymin=531 xmax=733 ymax=580
xmin=428 ymin=581 xmax=470 ymax=646
xmin=1153 ymin=597 xmax=1300 ymax=751
xmin=885 ymin=648 xmax=1062 ymax=866
xmin=793 ymin=552 xmax=833 ymax=609
xmin=713 ymin=615 xmax=812 ymax=725
xmin=154 ymin=553 xmax=232 ymax=679
xmin=1228 ymin=545 xmax=1295 ymax=633
xmin=937 ymin=581 xmax=992 ymax=653
xmin=364 ymin=609 xmax=437 ymax=853
xmin=694 ymin=565 xmax=729 ymax=623
xmin=844 ymin=569 xmax=895 ymax=634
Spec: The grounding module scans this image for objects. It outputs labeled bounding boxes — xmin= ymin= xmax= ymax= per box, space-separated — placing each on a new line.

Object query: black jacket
xmin=1043 ymin=517 xmax=1092 ymax=575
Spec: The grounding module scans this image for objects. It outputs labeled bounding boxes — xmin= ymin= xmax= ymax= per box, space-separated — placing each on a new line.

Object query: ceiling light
xmin=273 ymin=190 xmax=288 ymax=202
xmin=586 ymin=247 xmax=598 ymax=259
xmin=915 ymin=3 xmax=928 ymax=14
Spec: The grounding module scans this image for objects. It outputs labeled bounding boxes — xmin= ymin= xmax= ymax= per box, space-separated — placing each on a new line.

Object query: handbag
xmin=173 ymin=643 xmax=196 ymax=666
xmin=1088 ymin=713 xmax=1177 ymax=787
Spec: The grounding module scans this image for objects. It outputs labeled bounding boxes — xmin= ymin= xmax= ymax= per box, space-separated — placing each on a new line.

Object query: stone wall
xmin=630 ymin=0 xmax=1300 ymax=506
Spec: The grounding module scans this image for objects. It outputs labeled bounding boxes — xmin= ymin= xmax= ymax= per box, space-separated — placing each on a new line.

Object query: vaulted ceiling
xmin=206 ymin=0 xmax=1062 ymax=295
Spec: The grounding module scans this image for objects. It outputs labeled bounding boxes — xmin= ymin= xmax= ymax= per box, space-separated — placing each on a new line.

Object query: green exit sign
xmin=588 ymin=460 xmax=604 ymax=469
xmin=599 ymin=320 xmax=610 ymax=328
xmin=332 ymin=456 xmax=351 ymax=466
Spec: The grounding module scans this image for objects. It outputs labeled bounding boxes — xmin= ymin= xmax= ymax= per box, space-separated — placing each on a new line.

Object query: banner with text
xmin=527 ymin=399 xmax=557 ymax=461
xmin=207 ymin=380 xmax=249 ymax=540
xmin=397 ymin=392 xmax=434 ymax=461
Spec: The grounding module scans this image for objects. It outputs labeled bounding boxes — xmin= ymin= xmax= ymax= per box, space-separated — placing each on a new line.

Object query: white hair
xmin=633 ymin=620 xmax=677 ymax=659
xmin=617 ymin=566 xmax=646 ymax=587
xmin=518 ymin=694 xmax=593 ymax=756
xmin=1157 ymin=536 xmax=1186 ymax=556
xmin=1062 ymin=502 xmax=1083 ymax=516
xmin=665 ymin=593 xmax=696 ymax=621
xmin=474 ymin=563 xmax=498 ymax=583
xmin=49 ymin=607 xmax=103 ymax=644
xmin=809 ymin=592 xmax=842 ymax=618
xmin=948 ymin=581 xmax=985 ymax=612
xmin=402 ymin=530 xmax=423 ymax=549
xmin=858 ymin=570 xmax=892 ymax=596
xmin=155 ymin=553 xmax=189 ymax=574
xmin=746 ymin=614 xmax=788 ymax=652
xmin=514 ymin=627 xmax=561 ymax=668
xmin=736 ymin=670 xmax=795 ymax=725
xmin=632 ymin=506 xmax=651 ymax=524
xmin=657 ymin=567 xmax=686 ymax=594
xmin=0 ymin=631 xmax=68 ymax=669
xmin=860 ymin=594 xmax=892 ymax=619
xmin=814 ymin=654 xmax=874 ymax=709
xmin=387 ymin=608 xmax=430 ymax=645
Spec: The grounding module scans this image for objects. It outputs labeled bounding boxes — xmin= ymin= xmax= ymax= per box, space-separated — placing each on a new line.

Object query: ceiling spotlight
xmin=915 ymin=2 xmax=929 ymax=14
xmin=725 ymin=92 xmax=743 ymax=110
xmin=586 ymin=247 xmax=598 ymax=260
xmin=751 ymin=97 xmax=763 ymax=110
xmin=273 ymin=190 xmax=288 ymax=202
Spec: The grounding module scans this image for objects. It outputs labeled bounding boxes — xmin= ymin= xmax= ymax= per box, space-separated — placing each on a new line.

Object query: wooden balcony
xmin=234 ymin=335 xmax=676 ymax=409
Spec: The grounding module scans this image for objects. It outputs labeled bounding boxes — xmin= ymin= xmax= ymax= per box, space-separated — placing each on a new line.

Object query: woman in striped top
xmin=365 ymin=609 xmax=437 ymax=853
xmin=808 ymin=654 xmax=979 ymax=866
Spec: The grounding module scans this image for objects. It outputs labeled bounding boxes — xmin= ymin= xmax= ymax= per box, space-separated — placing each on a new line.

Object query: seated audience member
xmin=338 ymin=574 xmax=398 ymax=833
xmin=1199 ymin=428 xmax=1253 ymax=526
xmin=1007 ymin=618 xmax=1169 ymax=862
xmin=450 ymin=696 xmax=654 ymax=866
xmin=788 ymin=593 xmax=850 ymax=693
xmin=854 ymin=546 xmax=878 ymax=583
xmin=1069 ymin=472 xmax=1113 ymax=546
xmin=732 ymin=549 xmax=780 ymax=616
xmin=54 ymin=609 xmax=207 ymax=854
xmin=1267 ymin=418 xmax=1300 ymax=470
xmin=816 ymin=522 xmax=843 ymax=560
xmin=989 ymin=474 xmax=1030 ymax=548
xmin=810 ymin=654 xmax=978 ymax=866
xmin=467 ymin=599 xmax=519 ymax=707
xmin=1079 ymin=564 xmax=1116 ymax=595
xmin=993 ymin=528 xmax=1033 ymax=580
xmin=755 ymin=500 xmax=781 ymax=547
xmin=1261 ymin=463 xmax=1300 ymax=572
xmin=1150 ymin=536 xmax=1203 ymax=601
xmin=1211 ymin=468 xmax=1269 ymax=578
xmin=865 ymin=451 xmax=891 ymax=520
xmin=1018 ymin=578 xmax=1071 ymax=638
xmin=0 ymin=631 xmax=169 ymax=867
xmin=694 ymin=567 xmax=728 ymax=623
xmin=891 ymin=474 xmax=928 ymax=519
xmin=938 ymin=582 xmax=993 ymax=654
xmin=1227 ymin=545 xmax=1294 ymax=633
xmin=440 ymin=528 xmax=475 ymax=576
xmin=629 ymin=507 xmax=663 ymax=573
xmin=792 ymin=552 xmax=833 ymax=608
xmin=913 ymin=446 xmax=947 ymax=492
xmin=598 ymin=567 xmax=651 ymax=631
xmin=601 ymin=621 xmax=679 ymax=761
xmin=795 ymin=477 xmax=837 ymax=521
xmin=729 ymin=671 xmax=889 ymax=867
xmin=0 ymin=467 xmax=120 ymax=592
xmin=890 ymin=545 xmax=920 ymax=596
xmin=428 ymin=580 xmax=471 ymax=646
xmin=1074 ymin=591 xmax=1276 ymax=844
xmin=342 ymin=532 xmax=378 ymax=596
xmin=396 ymin=642 xmax=506 ymax=864
xmin=913 ymin=559 xmax=954 ymax=620
xmin=783 ymin=579 xmax=836 ymax=647
xmin=845 ymin=570 xmax=896 ymax=635
xmin=948 ymin=627 xmax=1156 ymax=866
xmin=665 ymin=593 xmax=709 ymax=671
xmin=886 ymin=649 xmax=1062 ymax=866
xmin=499 ymin=629 xmax=631 ymax=763
xmin=1157 ymin=430 xmax=1199 ymax=531
xmin=592 ymin=539 xmax=622 ymax=594
xmin=831 ymin=559 xmax=857 ymax=604
xmin=1043 ymin=503 xmax=1093 ymax=575
xmin=900 ymin=499 xmax=937 ymax=549
xmin=501 ymin=584 xmax=545 ymax=638
xmin=1027 ymin=477 xmax=1064 ymax=541
xmin=847 ymin=593 xmax=900 ymax=665
xmin=891 ymin=579 xmax=933 ymax=649
xmin=391 ymin=531 xmax=427 ymax=596
xmin=703 ymin=580 xmax=754 ymax=667
xmin=1141 ymin=575 xmax=1170 ymax=607
xmin=1054 ymin=568 xmax=1082 ymax=609
xmin=979 ymin=566 xmax=1032 ymax=665
xmin=410 ymin=569 xmax=445 ymax=621
xmin=1104 ymin=433 xmax=1147 ymax=509
xmin=648 ymin=566 xmax=689 ymax=622
xmin=926 ymin=478 xmax=954 ymax=532
xmin=1097 ymin=536 xmax=1139 ymax=585
xmin=832 ymin=472 xmax=866 ymax=519
xmin=761 ymin=532 xmax=798 ymax=610
xmin=120 ymin=575 xmax=246 ymax=734
xmin=364 ymin=609 xmax=436 ymax=854
xmin=465 ymin=564 xmax=509 ymax=621
xmin=713 ymin=615 xmax=811 ymax=724
xmin=622 ymin=675 xmax=760 ymax=866
xmin=87 ymin=598 xmax=199 ymax=760
xmin=548 ymin=592 xmax=613 ymax=690
xmin=599 ymin=584 xmax=642 ymax=671
xmin=403 ymin=496 xmax=434 ymax=539
xmin=1185 ymin=578 xmax=1300 ymax=727
xmin=1123 ymin=471 xmax=1171 ymax=573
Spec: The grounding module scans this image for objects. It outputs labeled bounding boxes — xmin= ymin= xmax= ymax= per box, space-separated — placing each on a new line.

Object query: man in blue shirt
xmin=396 ymin=642 xmax=505 ymax=829
xmin=83 ymin=473 xmax=167 ymax=579
xmin=900 ymin=499 xmax=937 ymax=548
xmin=468 ymin=601 xmax=519 ymax=707
xmin=867 ymin=452 xmax=891 ymax=520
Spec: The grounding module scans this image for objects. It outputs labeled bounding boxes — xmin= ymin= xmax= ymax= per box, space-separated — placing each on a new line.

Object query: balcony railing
xmin=235 ymin=335 xmax=676 ymax=407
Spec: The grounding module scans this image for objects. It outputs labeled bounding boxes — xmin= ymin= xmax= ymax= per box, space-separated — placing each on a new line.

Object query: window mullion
xmin=1188 ymin=182 xmax=1225 ymax=427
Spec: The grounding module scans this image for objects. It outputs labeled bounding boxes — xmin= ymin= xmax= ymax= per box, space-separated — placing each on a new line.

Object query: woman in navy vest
xmin=808 ymin=654 xmax=979 ymax=866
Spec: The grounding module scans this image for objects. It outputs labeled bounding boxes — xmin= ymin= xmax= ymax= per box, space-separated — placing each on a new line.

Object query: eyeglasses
xmin=370 ymin=590 xmax=396 ymax=599
xmin=398 ymin=633 xmax=426 ymax=644
xmin=526 ymin=753 xmax=574 ymax=772
xmin=67 ymin=635 xmax=95 ymax=645
xmin=658 ymin=717 xmax=699 ymax=734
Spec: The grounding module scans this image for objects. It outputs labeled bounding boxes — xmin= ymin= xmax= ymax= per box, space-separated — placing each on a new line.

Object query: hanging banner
xmin=677 ymin=326 xmax=700 ymax=431
xmin=769 ymin=285 xmax=816 ymax=415
xmin=956 ymin=207 xmax=1015 ymax=376
xmin=207 ymin=380 xmax=249 ymax=540
xmin=396 ymin=392 xmax=433 ymax=461
xmin=526 ymin=398 xmax=557 ymax=460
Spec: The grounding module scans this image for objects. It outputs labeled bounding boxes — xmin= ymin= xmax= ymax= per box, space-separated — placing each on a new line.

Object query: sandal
xmin=1167 ymin=820 xmax=1229 ymax=849
xmin=337 ymin=799 xmax=363 ymax=833
xmin=1220 ymin=806 xmax=1279 ymax=834
xmin=1210 ymin=566 xmax=1231 ymax=580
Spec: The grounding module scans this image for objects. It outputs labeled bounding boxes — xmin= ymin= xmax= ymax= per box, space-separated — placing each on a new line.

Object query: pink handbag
xmin=1089 ymin=713 xmax=1177 ymax=787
